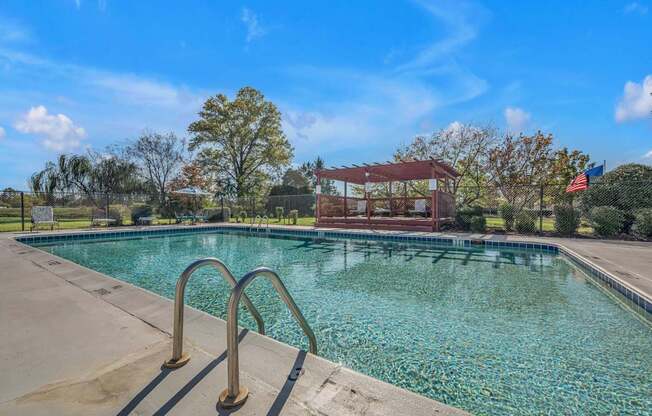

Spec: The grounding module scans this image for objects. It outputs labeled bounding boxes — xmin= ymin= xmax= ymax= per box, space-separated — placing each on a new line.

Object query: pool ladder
xmin=163 ymin=258 xmax=318 ymax=409
xmin=250 ymin=215 xmax=269 ymax=232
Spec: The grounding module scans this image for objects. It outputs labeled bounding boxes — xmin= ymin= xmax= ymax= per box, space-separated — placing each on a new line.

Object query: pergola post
xmin=365 ymin=171 xmax=371 ymax=225
xmin=343 ymin=181 xmax=348 ymax=219
xmin=388 ymin=182 xmax=393 ymax=217
xmin=315 ymin=172 xmax=321 ymax=222
xmin=430 ymin=166 xmax=438 ymax=232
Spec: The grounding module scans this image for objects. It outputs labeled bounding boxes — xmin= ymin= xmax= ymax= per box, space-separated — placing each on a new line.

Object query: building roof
xmin=316 ymin=159 xmax=459 ymax=184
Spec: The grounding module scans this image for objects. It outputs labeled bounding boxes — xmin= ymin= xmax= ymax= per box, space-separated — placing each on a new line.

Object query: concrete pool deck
xmin=1 ymin=224 xmax=651 ymax=415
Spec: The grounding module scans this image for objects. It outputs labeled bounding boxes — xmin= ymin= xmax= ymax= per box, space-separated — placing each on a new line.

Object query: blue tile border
xmin=13 ymin=224 xmax=650 ymax=317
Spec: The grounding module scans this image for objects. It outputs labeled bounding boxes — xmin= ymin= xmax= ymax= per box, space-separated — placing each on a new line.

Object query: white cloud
xmin=615 ymin=75 xmax=652 ymax=122
xmin=397 ymin=0 xmax=488 ymax=72
xmin=90 ymin=73 xmax=186 ymax=107
xmin=14 ymin=105 xmax=86 ymax=151
xmin=644 ymin=149 xmax=652 ymax=159
xmin=0 ymin=126 xmax=5 ymax=139
xmin=0 ymin=16 xmax=31 ymax=44
xmin=504 ymin=107 xmax=531 ymax=133
xmin=624 ymin=2 xmax=648 ymax=14
xmin=241 ymin=8 xmax=266 ymax=43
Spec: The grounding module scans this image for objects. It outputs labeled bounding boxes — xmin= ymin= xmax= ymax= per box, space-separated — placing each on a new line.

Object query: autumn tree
xmin=395 ymin=123 xmax=496 ymax=204
xmin=486 ymin=131 xmax=555 ymax=211
xmin=188 ymin=87 xmax=293 ymax=197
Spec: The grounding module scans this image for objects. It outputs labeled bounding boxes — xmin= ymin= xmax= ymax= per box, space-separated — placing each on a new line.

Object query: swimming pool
xmin=27 ymin=229 xmax=652 ymax=415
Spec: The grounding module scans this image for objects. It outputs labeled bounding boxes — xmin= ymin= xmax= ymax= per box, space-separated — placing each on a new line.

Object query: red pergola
xmin=315 ymin=159 xmax=459 ymax=232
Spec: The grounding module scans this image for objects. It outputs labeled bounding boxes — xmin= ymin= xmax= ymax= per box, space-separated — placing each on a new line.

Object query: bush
xmin=631 ymin=208 xmax=652 ymax=239
xmin=289 ymin=209 xmax=298 ymax=225
xmin=580 ymin=163 xmax=652 ymax=233
xmin=130 ymin=204 xmax=153 ymax=224
xmin=515 ymin=211 xmax=536 ymax=234
xmin=590 ymin=206 xmax=624 ymax=237
xmin=469 ymin=215 xmax=486 ymax=233
xmin=238 ymin=210 xmax=247 ymax=223
xmin=499 ymin=203 xmax=515 ymax=231
xmin=275 ymin=206 xmax=284 ymax=221
xmin=554 ymin=205 xmax=580 ymax=236
xmin=455 ymin=206 xmax=483 ymax=231
xmin=107 ymin=205 xmax=129 ymax=226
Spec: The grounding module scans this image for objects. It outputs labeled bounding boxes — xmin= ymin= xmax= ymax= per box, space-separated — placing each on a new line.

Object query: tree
xmin=126 ymin=132 xmax=186 ymax=207
xmin=298 ymin=157 xmax=337 ymax=195
xmin=395 ymin=123 xmax=496 ymax=205
xmin=169 ymin=161 xmax=210 ymax=191
xmin=29 ymin=149 xmax=141 ymax=207
xmin=188 ymin=87 xmax=293 ymax=197
xmin=282 ymin=169 xmax=310 ymax=190
xmin=486 ymin=132 xmax=554 ymax=211
xmin=580 ymin=163 xmax=652 ymax=221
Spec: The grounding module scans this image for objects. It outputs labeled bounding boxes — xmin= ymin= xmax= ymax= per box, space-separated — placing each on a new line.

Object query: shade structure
xmin=172 ymin=187 xmax=213 ymax=196
xmin=315 ymin=159 xmax=459 ymax=232
xmin=316 ymin=159 xmax=459 ymax=184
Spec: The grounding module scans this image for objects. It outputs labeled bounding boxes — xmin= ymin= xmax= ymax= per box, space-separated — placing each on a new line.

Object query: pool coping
xmin=11 ymin=222 xmax=652 ymax=317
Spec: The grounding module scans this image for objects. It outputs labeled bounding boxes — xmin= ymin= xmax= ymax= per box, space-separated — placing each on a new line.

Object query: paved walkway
xmin=0 ymin=233 xmax=467 ymax=416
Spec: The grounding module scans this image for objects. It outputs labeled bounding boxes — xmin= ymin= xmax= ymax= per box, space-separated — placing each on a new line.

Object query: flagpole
xmin=603 ymin=159 xmax=606 ymax=172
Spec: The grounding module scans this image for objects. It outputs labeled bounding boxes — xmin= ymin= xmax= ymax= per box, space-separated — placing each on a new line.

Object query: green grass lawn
xmin=0 ymin=213 xmax=595 ymax=236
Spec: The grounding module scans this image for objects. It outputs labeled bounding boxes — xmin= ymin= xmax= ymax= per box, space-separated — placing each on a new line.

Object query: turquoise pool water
xmin=33 ymin=231 xmax=651 ymax=415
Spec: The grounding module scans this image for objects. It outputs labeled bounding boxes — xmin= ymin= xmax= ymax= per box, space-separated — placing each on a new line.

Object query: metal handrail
xmin=218 ymin=267 xmax=318 ymax=408
xmin=260 ymin=215 xmax=269 ymax=230
xmin=250 ymin=215 xmax=261 ymax=230
xmin=163 ymin=258 xmax=265 ymax=369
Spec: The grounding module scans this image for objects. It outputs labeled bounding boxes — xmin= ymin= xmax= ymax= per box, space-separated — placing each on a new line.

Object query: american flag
xmin=566 ymin=172 xmax=588 ymax=193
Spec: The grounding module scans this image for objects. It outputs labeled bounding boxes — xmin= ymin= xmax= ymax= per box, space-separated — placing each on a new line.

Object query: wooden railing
xmin=318 ymin=192 xmax=454 ymax=219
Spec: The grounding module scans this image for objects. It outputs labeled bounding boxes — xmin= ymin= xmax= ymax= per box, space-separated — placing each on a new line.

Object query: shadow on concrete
xmin=213 ymin=349 xmax=308 ymax=416
xmin=265 ymin=350 xmax=307 ymax=416
xmin=116 ymin=367 xmax=172 ymax=416
xmin=116 ymin=329 xmax=249 ymax=416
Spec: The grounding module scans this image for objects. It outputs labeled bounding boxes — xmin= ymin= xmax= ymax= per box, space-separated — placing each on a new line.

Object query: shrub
xmin=631 ymin=208 xmax=652 ymax=239
xmin=590 ymin=206 xmax=624 ymax=237
xmin=107 ymin=205 xmax=129 ymax=226
xmin=580 ymin=163 xmax=652 ymax=233
xmin=515 ymin=211 xmax=536 ymax=234
xmin=238 ymin=210 xmax=247 ymax=223
xmin=499 ymin=203 xmax=515 ymax=231
xmin=275 ymin=206 xmax=284 ymax=221
xmin=204 ymin=208 xmax=221 ymax=222
xmin=455 ymin=206 xmax=483 ymax=231
xmin=553 ymin=205 xmax=580 ymax=236
xmin=130 ymin=204 xmax=153 ymax=224
xmin=289 ymin=209 xmax=298 ymax=225
xmin=469 ymin=215 xmax=486 ymax=233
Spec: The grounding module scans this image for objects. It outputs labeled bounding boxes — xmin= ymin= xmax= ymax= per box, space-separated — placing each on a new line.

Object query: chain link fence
xmin=2 ymin=179 xmax=651 ymax=239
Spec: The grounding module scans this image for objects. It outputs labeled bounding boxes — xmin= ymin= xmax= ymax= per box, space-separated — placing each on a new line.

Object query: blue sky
xmin=1 ymin=0 xmax=651 ymax=189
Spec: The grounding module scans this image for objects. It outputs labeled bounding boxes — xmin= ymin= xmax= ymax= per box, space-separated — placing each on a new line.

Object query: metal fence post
xmin=20 ymin=192 xmax=25 ymax=231
xmin=539 ymin=184 xmax=544 ymax=234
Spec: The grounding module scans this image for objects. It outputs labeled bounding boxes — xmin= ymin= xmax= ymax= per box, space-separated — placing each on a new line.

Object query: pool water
xmin=34 ymin=231 xmax=652 ymax=415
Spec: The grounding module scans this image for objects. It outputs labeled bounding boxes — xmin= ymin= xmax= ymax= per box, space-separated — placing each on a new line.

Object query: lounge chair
xmin=408 ymin=199 xmax=428 ymax=217
xmin=91 ymin=209 xmax=116 ymax=227
xmin=136 ymin=216 xmax=156 ymax=225
xmin=351 ymin=200 xmax=367 ymax=216
xmin=373 ymin=206 xmax=390 ymax=216
xmin=30 ymin=206 xmax=59 ymax=231
xmin=175 ymin=212 xmax=195 ymax=224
